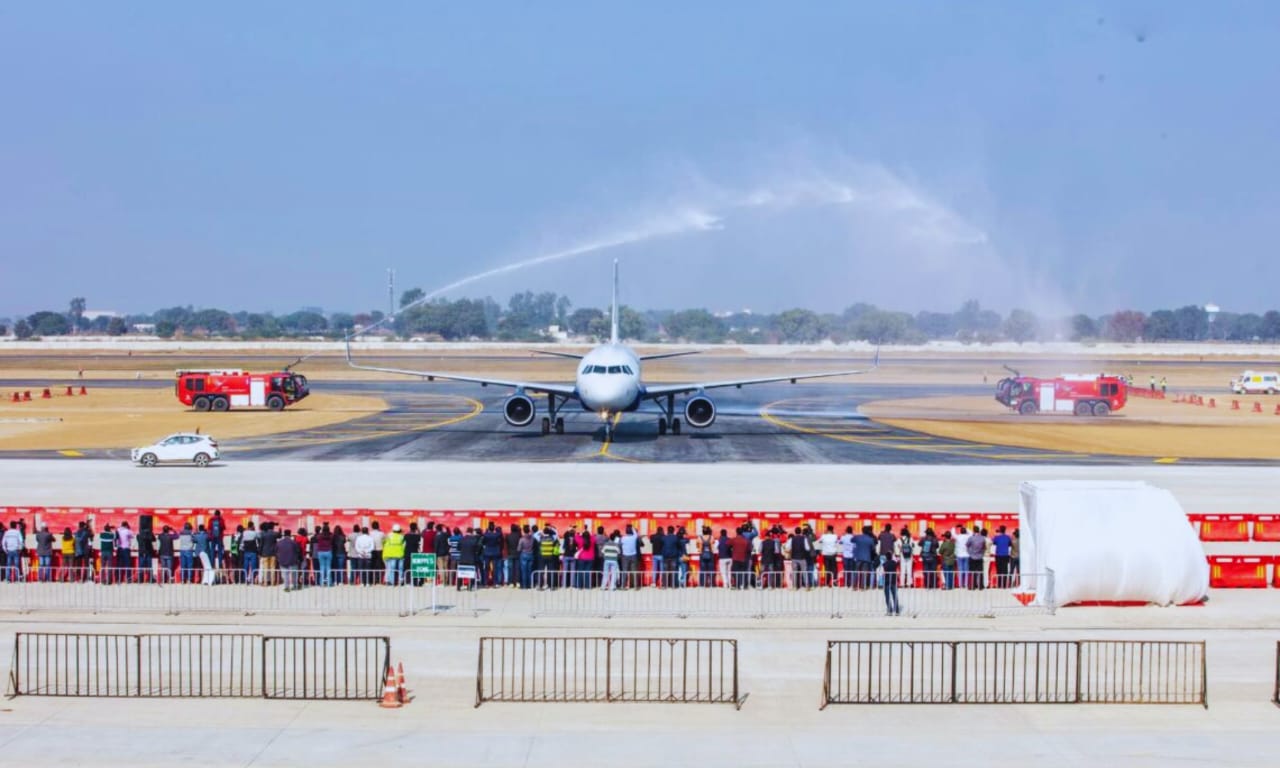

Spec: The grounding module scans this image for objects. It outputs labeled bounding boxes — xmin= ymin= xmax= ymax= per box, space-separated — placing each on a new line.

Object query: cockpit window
xmin=621 ymin=365 xmax=633 ymax=375
xmin=607 ymin=366 xmax=622 ymax=374
xmin=586 ymin=365 xmax=607 ymax=374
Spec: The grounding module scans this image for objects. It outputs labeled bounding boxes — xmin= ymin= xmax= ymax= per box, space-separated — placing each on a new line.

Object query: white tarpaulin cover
xmin=1019 ymin=480 xmax=1209 ymax=606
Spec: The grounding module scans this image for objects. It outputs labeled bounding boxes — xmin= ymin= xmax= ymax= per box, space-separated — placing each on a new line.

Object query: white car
xmin=131 ymin=433 xmax=220 ymax=467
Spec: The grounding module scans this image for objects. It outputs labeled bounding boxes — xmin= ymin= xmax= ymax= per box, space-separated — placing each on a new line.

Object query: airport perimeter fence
xmin=475 ymin=636 xmax=745 ymax=709
xmin=529 ymin=571 xmax=1054 ymax=619
xmin=6 ymin=632 xmax=390 ymax=701
xmin=0 ymin=568 xmax=481 ymax=617
xmin=820 ymin=640 xmax=1207 ymax=709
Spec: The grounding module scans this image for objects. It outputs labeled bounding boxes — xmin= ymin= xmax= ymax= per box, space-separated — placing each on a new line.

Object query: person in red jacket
xmin=729 ymin=527 xmax=751 ymax=589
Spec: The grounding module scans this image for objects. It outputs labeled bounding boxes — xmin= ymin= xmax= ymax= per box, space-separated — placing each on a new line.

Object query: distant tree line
xmin=6 ymin=294 xmax=1280 ymax=345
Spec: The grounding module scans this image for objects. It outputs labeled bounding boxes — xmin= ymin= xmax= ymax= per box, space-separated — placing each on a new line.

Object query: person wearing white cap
xmin=383 ymin=523 xmax=406 ymax=586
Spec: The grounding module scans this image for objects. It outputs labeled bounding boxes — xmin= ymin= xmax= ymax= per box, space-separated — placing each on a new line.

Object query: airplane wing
xmin=641 ymin=351 xmax=878 ymax=398
xmin=345 ymin=348 xmax=579 ymax=397
xmin=638 ymin=350 xmax=703 ymax=361
xmin=529 ymin=350 xmax=586 ymax=360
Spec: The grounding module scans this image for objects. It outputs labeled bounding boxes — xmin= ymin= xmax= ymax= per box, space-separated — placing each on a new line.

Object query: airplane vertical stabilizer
xmin=610 ymin=259 xmax=620 ymax=344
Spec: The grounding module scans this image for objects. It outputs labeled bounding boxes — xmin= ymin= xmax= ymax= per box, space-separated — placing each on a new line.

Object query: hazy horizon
xmin=4 ymin=4 xmax=1278 ymax=318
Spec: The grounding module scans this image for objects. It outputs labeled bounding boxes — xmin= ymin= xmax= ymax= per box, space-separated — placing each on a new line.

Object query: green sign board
xmin=410 ymin=552 xmax=437 ymax=579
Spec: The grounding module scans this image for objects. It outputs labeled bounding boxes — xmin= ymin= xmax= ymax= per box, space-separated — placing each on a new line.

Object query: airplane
xmin=346 ymin=260 xmax=878 ymax=441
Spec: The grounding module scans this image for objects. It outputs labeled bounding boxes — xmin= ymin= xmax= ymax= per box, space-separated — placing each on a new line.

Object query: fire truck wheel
xmin=266 ymin=395 xmax=285 ymax=411
xmin=1091 ymin=401 xmax=1111 ymax=417
xmin=193 ymin=453 xmax=211 ymax=468
xmin=210 ymin=397 xmax=229 ymax=412
xmin=1017 ymin=400 xmax=1038 ymax=415
xmin=193 ymin=396 xmax=211 ymax=412
xmin=1074 ymin=401 xmax=1093 ymax=417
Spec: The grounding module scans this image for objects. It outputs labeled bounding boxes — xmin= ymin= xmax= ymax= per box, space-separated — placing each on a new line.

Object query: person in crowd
xmin=967 ymin=527 xmax=988 ymax=590
xmin=601 ymin=530 xmax=622 ymax=590
xmin=788 ymin=527 xmax=811 ymax=589
xmin=1010 ymin=529 xmax=1021 ymax=586
xmin=178 ymin=523 xmax=195 ymax=583
xmin=729 ymin=526 xmax=751 ymax=588
xmin=433 ymin=523 xmax=452 ymax=582
xmin=97 ymin=524 xmax=116 ymax=583
xmin=954 ymin=525 xmax=971 ymax=589
xmin=35 ymin=524 xmax=55 ymax=582
xmin=196 ymin=524 xmax=215 ymax=585
xmin=940 ymin=531 xmax=957 ymax=590
xmin=383 ymin=523 xmax=406 ymax=586
xmin=446 ymin=527 xmax=463 ymax=584
xmin=136 ymin=522 xmax=156 ymax=583
xmin=852 ymin=525 xmax=877 ymax=590
xmin=559 ymin=525 xmax=578 ymax=587
xmin=992 ymin=525 xmax=1013 ymax=588
xmin=537 ymin=525 xmax=559 ymax=589
xmin=618 ymin=525 xmax=639 ymax=589
xmin=457 ymin=527 xmax=480 ymax=590
xmin=574 ymin=527 xmax=595 ymax=589
xmin=504 ymin=523 xmax=522 ymax=588
xmin=369 ymin=521 xmax=385 ymax=576
xmin=517 ymin=525 xmax=535 ymax=589
xmin=241 ymin=522 xmax=260 ymax=584
xmin=481 ymin=522 xmax=504 ymax=587
xmin=260 ymin=523 xmax=279 ymax=585
xmin=115 ymin=521 xmax=135 ymax=580
xmin=649 ymin=527 xmax=666 ymax=586
xmin=314 ymin=524 xmax=335 ymax=586
xmin=760 ymin=527 xmax=784 ymax=588
xmin=882 ymin=542 xmax=901 ymax=616
xmin=656 ymin=526 xmax=679 ymax=588
xmin=59 ymin=527 xmax=75 ymax=582
xmin=697 ymin=526 xmax=715 ymax=587
xmin=818 ymin=526 xmax=839 ymax=587
xmin=898 ymin=527 xmax=915 ymax=588
xmin=405 ymin=523 xmax=422 ymax=584
xmin=876 ymin=524 xmax=897 ymax=589
xmin=157 ymin=525 xmax=176 ymax=583
xmin=353 ymin=526 xmax=374 ymax=585
xmin=229 ymin=525 xmax=243 ymax=578
xmin=208 ymin=510 xmax=226 ymax=570
xmin=2 ymin=521 xmax=24 ymax=582
xmin=276 ymin=529 xmax=301 ymax=591
xmin=920 ymin=528 xmax=939 ymax=589
xmin=295 ymin=528 xmax=312 ymax=583
xmin=331 ymin=525 xmax=347 ymax=585
xmin=838 ymin=526 xmax=856 ymax=588
xmin=74 ymin=521 xmax=94 ymax=582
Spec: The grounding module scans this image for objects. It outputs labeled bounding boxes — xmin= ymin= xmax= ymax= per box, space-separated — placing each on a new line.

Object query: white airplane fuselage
xmin=575 ymin=343 xmax=642 ymax=415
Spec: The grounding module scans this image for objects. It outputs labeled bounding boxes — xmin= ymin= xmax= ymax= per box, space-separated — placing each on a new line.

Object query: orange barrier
xmin=1253 ymin=515 xmax=1280 ymax=542
xmin=1194 ymin=514 xmax=1251 ymax=542
xmin=1208 ymin=555 xmax=1269 ymax=588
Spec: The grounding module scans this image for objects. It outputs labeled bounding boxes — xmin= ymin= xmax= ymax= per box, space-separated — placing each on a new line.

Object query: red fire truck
xmin=995 ymin=372 xmax=1127 ymax=416
xmin=174 ymin=369 xmax=310 ymax=412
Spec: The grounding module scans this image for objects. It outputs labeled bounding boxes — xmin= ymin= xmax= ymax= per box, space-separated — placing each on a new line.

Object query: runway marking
xmin=224 ymin=395 xmax=484 ymax=453
xmin=1154 ymin=457 xmax=1180 ymax=464
xmin=759 ymin=398 xmax=1087 ymax=462
xmin=58 ymin=449 xmax=84 ymax=457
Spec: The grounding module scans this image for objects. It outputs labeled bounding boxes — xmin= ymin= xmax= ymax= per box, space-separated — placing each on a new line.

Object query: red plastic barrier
xmin=1195 ymin=514 xmax=1251 ymax=542
xmin=1253 ymin=515 xmax=1280 ymax=542
xmin=1208 ymin=555 xmax=1269 ymax=588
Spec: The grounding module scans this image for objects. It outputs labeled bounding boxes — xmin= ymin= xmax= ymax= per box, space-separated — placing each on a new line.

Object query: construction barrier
xmin=1194 ymin=514 xmax=1251 ymax=542
xmin=474 ymin=636 xmax=744 ymax=708
xmin=1208 ymin=555 xmax=1270 ymax=588
xmin=1254 ymin=515 xmax=1280 ymax=542
xmin=820 ymin=640 xmax=1206 ymax=708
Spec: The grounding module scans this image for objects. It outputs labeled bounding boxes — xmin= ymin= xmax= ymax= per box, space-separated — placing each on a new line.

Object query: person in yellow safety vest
xmin=383 ymin=524 xmax=406 ymax=586
xmin=538 ymin=527 xmax=560 ymax=589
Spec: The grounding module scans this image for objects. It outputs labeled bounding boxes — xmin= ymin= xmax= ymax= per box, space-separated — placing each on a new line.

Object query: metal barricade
xmin=1077 ymin=640 xmax=1206 ymax=706
xmin=263 ymin=636 xmax=390 ymax=700
xmin=138 ymin=634 xmax=261 ymax=697
xmin=821 ymin=640 xmax=1206 ymax=708
xmin=475 ymin=636 xmax=744 ymax=708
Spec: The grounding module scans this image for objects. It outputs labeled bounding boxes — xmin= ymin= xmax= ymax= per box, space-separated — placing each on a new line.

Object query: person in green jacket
xmin=939 ymin=532 xmax=957 ymax=591
xmin=383 ymin=524 xmax=406 ymax=586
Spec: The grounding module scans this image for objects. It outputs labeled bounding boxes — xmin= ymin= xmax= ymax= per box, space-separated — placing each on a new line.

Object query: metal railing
xmin=1274 ymin=642 xmax=1279 ymax=707
xmin=263 ymin=636 xmax=390 ymax=700
xmin=0 ymin=568 xmax=480 ymax=617
xmin=529 ymin=570 xmax=1053 ymax=619
xmin=821 ymin=640 xmax=1206 ymax=709
xmin=7 ymin=632 xmax=390 ymax=701
xmin=475 ymin=636 xmax=745 ymax=709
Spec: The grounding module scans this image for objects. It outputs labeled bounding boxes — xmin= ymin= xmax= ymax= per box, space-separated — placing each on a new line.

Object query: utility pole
xmin=387 ymin=268 xmax=395 ymax=319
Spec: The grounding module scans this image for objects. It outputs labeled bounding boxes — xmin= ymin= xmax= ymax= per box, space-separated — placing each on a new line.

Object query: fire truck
xmin=994 ymin=371 xmax=1127 ymax=416
xmin=174 ymin=369 xmax=310 ymax=412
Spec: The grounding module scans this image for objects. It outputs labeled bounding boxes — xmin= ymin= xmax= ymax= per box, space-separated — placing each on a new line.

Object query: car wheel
xmin=211 ymin=397 xmax=229 ymax=412
xmin=193 ymin=453 xmax=211 ymax=467
xmin=266 ymin=395 xmax=285 ymax=411
xmin=140 ymin=453 xmax=158 ymax=468
xmin=193 ymin=396 xmax=211 ymax=412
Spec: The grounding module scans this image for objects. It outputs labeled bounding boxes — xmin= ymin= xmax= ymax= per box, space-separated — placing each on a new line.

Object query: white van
xmin=1230 ymin=370 xmax=1280 ymax=395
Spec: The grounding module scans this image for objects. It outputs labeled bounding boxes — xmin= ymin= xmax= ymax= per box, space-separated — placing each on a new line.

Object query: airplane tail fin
xmin=610 ymin=259 xmax=620 ymax=344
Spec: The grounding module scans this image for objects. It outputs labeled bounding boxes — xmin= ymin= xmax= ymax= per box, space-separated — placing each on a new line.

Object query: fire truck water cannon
xmin=174 ymin=369 xmax=310 ymax=412
xmin=994 ymin=371 xmax=1127 ymax=417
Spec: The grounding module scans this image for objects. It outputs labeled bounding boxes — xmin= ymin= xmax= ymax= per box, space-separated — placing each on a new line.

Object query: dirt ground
xmin=0 ymin=347 xmax=1274 ymax=459
xmin=0 ymin=388 xmax=386 ymax=451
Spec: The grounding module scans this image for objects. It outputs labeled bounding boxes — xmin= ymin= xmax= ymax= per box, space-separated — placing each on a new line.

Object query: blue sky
xmin=3 ymin=3 xmax=1278 ymax=317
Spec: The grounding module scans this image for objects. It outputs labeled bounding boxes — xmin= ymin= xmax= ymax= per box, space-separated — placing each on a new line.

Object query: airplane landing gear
xmin=658 ymin=418 xmax=667 ymax=436
xmin=555 ymin=417 xmax=565 ymax=434
xmin=671 ymin=417 xmax=681 ymax=435
xmin=541 ymin=417 xmax=551 ymax=436
xmin=656 ymin=393 xmax=682 ymax=437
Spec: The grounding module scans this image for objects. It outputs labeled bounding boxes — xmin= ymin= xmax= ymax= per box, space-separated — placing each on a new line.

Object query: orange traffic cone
xmin=22 ymin=391 xmax=31 ymax=401
xmin=1231 ymin=400 xmax=1240 ymax=410
xmin=1208 ymin=398 xmax=1216 ymax=408
xmin=41 ymin=388 xmax=51 ymax=399
xmin=79 ymin=385 xmax=87 ymax=395
xmin=65 ymin=386 xmax=74 ymax=396
xmin=1253 ymin=402 xmax=1263 ymax=413
xmin=396 ymin=661 xmax=408 ymax=703
xmin=10 ymin=393 xmax=18 ymax=403
xmin=1274 ymin=404 xmax=1280 ymax=416
xmin=379 ymin=667 xmax=402 ymax=708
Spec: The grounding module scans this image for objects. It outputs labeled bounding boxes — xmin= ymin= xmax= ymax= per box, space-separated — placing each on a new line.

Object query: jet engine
xmin=683 ymin=395 xmax=716 ymax=428
xmin=503 ymin=394 xmax=536 ymax=427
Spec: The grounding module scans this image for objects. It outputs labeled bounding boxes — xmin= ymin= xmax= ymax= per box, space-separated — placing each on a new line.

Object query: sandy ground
xmin=0 ymin=388 xmax=386 ymax=451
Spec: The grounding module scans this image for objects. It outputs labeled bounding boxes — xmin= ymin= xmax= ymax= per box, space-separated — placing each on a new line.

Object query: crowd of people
xmin=2 ymin=513 xmax=1021 ymax=607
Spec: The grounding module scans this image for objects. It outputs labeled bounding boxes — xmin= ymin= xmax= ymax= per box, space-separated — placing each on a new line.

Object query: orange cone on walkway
xmin=41 ymin=388 xmax=51 ymax=399
xmin=1208 ymin=398 xmax=1216 ymax=408
xmin=79 ymin=385 xmax=87 ymax=395
xmin=22 ymin=391 xmax=31 ymax=401
xmin=379 ymin=667 xmax=402 ymax=708
xmin=396 ymin=661 xmax=408 ymax=703
xmin=1253 ymin=402 xmax=1263 ymax=413
xmin=1231 ymin=400 xmax=1240 ymax=410
xmin=65 ymin=386 xmax=74 ymax=396
xmin=10 ymin=393 xmax=18 ymax=403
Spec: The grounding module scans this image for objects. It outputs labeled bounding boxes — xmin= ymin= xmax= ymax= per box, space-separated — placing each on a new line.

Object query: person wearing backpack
xmin=920 ymin=528 xmax=939 ymax=589
xmin=898 ymin=527 xmax=916 ymax=588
